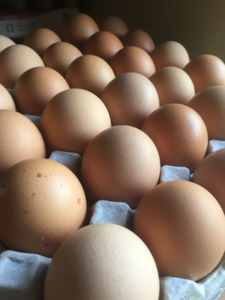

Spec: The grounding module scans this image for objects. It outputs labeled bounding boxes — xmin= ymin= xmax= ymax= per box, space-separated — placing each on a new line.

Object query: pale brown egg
xmin=141 ymin=103 xmax=208 ymax=172
xmin=42 ymin=41 xmax=82 ymax=77
xmin=81 ymin=125 xmax=161 ymax=208
xmin=83 ymin=30 xmax=123 ymax=62
xmin=183 ymin=54 xmax=225 ymax=93
xmin=121 ymin=29 xmax=155 ymax=54
xmin=0 ymin=158 xmax=87 ymax=257
xmin=188 ymin=85 xmax=225 ymax=140
xmin=100 ymin=72 xmax=159 ymax=128
xmin=150 ymin=40 xmax=190 ymax=70
xmin=98 ymin=15 xmax=129 ymax=38
xmin=109 ymin=46 xmax=156 ymax=78
xmin=0 ymin=44 xmax=44 ymax=88
xmin=150 ymin=66 xmax=195 ymax=105
xmin=44 ymin=223 xmax=160 ymax=300
xmin=59 ymin=12 xmax=99 ymax=50
xmin=66 ymin=54 xmax=115 ymax=96
xmin=0 ymin=84 xmax=16 ymax=110
xmin=24 ymin=27 xmax=61 ymax=56
xmin=40 ymin=88 xmax=111 ymax=155
xmin=133 ymin=180 xmax=225 ymax=281
xmin=193 ymin=148 xmax=225 ymax=213
xmin=13 ymin=66 xmax=70 ymax=115
xmin=0 ymin=35 xmax=15 ymax=53
xmin=0 ymin=110 xmax=46 ymax=177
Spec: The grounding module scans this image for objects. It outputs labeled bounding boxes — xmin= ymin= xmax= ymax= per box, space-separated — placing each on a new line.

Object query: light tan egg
xmin=0 ymin=44 xmax=44 ymax=88
xmin=150 ymin=40 xmax=190 ymax=70
xmin=0 ymin=110 xmax=46 ymax=177
xmin=66 ymin=54 xmax=115 ymax=96
xmin=0 ymin=84 xmax=16 ymax=110
xmin=44 ymin=223 xmax=160 ymax=300
xmin=150 ymin=66 xmax=195 ymax=105
xmin=13 ymin=66 xmax=70 ymax=115
xmin=98 ymin=15 xmax=129 ymax=38
xmin=59 ymin=12 xmax=99 ymax=50
xmin=81 ymin=125 xmax=161 ymax=209
xmin=141 ymin=103 xmax=208 ymax=172
xmin=24 ymin=27 xmax=61 ymax=56
xmin=183 ymin=54 xmax=225 ymax=93
xmin=42 ymin=41 xmax=82 ymax=77
xmin=40 ymin=88 xmax=111 ymax=155
xmin=133 ymin=180 xmax=225 ymax=281
xmin=109 ymin=46 xmax=156 ymax=78
xmin=0 ymin=158 xmax=87 ymax=257
xmin=0 ymin=35 xmax=15 ymax=53
xmin=100 ymin=72 xmax=159 ymax=128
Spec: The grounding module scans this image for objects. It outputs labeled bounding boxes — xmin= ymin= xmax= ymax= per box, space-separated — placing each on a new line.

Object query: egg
xmin=150 ymin=40 xmax=190 ymax=70
xmin=40 ymin=88 xmax=111 ymax=155
xmin=141 ymin=103 xmax=208 ymax=171
xmin=0 ymin=110 xmax=46 ymax=176
xmin=150 ymin=66 xmax=195 ymax=105
xmin=183 ymin=54 xmax=225 ymax=92
xmin=13 ymin=66 xmax=70 ymax=115
xmin=121 ymin=29 xmax=155 ymax=54
xmin=83 ymin=30 xmax=124 ymax=62
xmin=42 ymin=41 xmax=82 ymax=77
xmin=0 ymin=44 xmax=44 ymax=88
xmin=188 ymin=85 xmax=225 ymax=140
xmin=133 ymin=180 xmax=225 ymax=281
xmin=81 ymin=125 xmax=161 ymax=208
xmin=66 ymin=54 xmax=115 ymax=96
xmin=98 ymin=15 xmax=129 ymax=38
xmin=109 ymin=45 xmax=156 ymax=78
xmin=24 ymin=27 xmax=61 ymax=56
xmin=100 ymin=72 xmax=159 ymax=128
xmin=0 ymin=35 xmax=15 ymax=53
xmin=0 ymin=84 xmax=16 ymax=110
xmin=59 ymin=12 xmax=100 ymax=50
xmin=44 ymin=223 xmax=160 ymax=300
xmin=0 ymin=158 xmax=87 ymax=257
xmin=193 ymin=148 xmax=225 ymax=213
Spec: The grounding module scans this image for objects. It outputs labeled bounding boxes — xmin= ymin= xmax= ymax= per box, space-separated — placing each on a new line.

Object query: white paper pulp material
xmin=0 ymin=140 xmax=225 ymax=300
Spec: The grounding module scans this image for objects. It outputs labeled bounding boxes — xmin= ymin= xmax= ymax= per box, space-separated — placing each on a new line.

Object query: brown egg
xmin=150 ymin=40 xmax=190 ymax=70
xmin=13 ymin=66 xmax=70 ymax=115
xmin=109 ymin=46 xmax=156 ymax=78
xmin=98 ymin=15 xmax=129 ymax=38
xmin=45 ymin=223 xmax=159 ymax=300
xmin=24 ymin=27 xmax=61 ymax=56
xmin=133 ymin=180 xmax=225 ymax=281
xmin=0 ymin=110 xmax=46 ymax=177
xmin=150 ymin=66 xmax=195 ymax=105
xmin=0 ymin=158 xmax=87 ymax=257
xmin=81 ymin=125 xmax=161 ymax=209
xmin=83 ymin=30 xmax=123 ymax=62
xmin=42 ymin=41 xmax=82 ymax=77
xmin=66 ymin=54 xmax=115 ymax=96
xmin=188 ymin=85 xmax=225 ymax=140
xmin=183 ymin=54 xmax=225 ymax=93
xmin=59 ymin=12 xmax=99 ymax=50
xmin=0 ymin=84 xmax=16 ymax=110
xmin=0 ymin=44 xmax=44 ymax=88
xmin=121 ymin=29 xmax=155 ymax=54
xmin=141 ymin=103 xmax=208 ymax=171
xmin=0 ymin=35 xmax=15 ymax=53
xmin=193 ymin=148 xmax=225 ymax=213
xmin=40 ymin=88 xmax=111 ymax=155
xmin=100 ymin=72 xmax=159 ymax=128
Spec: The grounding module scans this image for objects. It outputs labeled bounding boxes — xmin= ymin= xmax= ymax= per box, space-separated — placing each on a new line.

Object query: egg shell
xmin=0 ymin=84 xmax=16 ymax=110
xmin=0 ymin=158 xmax=87 ymax=257
xmin=81 ymin=125 xmax=161 ymax=208
xmin=133 ymin=180 xmax=225 ymax=281
xmin=0 ymin=44 xmax=44 ymax=88
xmin=98 ymin=15 xmax=129 ymax=38
xmin=40 ymin=88 xmax=111 ymax=155
xmin=141 ymin=103 xmax=208 ymax=172
xmin=0 ymin=35 xmax=15 ymax=53
xmin=44 ymin=223 xmax=160 ymax=300
xmin=13 ymin=66 xmax=70 ymax=115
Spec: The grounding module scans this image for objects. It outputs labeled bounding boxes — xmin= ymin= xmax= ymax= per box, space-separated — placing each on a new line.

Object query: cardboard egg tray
xmin=0 ymin=114 xmax=224 ymax=300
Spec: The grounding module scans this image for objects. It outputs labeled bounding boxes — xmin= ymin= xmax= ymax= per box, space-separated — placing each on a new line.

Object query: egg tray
xmin=0 ymin=115 xmax=225 ymax=300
